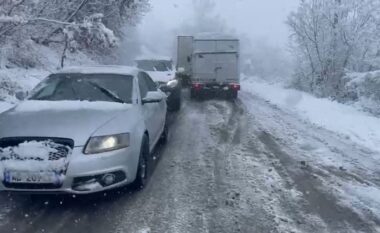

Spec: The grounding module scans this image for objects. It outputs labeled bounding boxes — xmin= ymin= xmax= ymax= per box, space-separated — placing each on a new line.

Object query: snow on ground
xmin=0 ymin=203 xmax=10 ymax=227
xmin=242 ymin=76 xmax=380 ymax=153
xmin=0 ymin=44 xmax=103 ymax=113
xmin=344 ymin=70 xmax=380 ymax=115
xmin=0 ymin=68 xmax=47 ymax=103
xmin=342 ymin=182 xmax=380 ymax=218
xmin=241 ymin=76 xmax=380 ymax=225
xmin=0 ymin=102 xmax=13 ymax=114
xmin=0 ymin=41 xmax=98 ymax=103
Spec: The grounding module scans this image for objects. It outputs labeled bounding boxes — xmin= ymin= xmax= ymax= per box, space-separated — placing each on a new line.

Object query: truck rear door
xmin=193 ymin=53 xmax=216 ymax=82
xmin=193 ymin=52 xmax=239 ymax=83
xmin=177 ymin=36 xmax=193 ymax=75
xmin=215 ymin=53 xmax=239 ymax=83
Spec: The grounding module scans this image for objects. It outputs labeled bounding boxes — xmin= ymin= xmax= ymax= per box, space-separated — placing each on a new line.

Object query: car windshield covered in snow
xmin=136 ymin=60 xmax=173 ymax=72
xmin=29 ymin=74 xmax=133 ymax=103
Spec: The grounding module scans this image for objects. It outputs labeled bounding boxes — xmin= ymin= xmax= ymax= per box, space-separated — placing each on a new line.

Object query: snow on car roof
xmin=56 ymin=65 xmax=140 ymax=76
xmin=135 ymin=55 xmax=172 ymax=61
xmin=194 ymin=32 xmax=238 ymax=40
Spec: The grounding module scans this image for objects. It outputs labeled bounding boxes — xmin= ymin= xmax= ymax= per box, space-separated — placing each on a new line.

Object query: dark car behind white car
xmin=135 ymin=59 xmax=182 ymax=111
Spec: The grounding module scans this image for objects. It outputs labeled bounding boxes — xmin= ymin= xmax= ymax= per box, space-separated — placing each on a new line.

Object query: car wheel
xmin=168 ymin=87 xmax=181 ymax=112
xmin=160 ymin=121 xmax=169 ymax=144
xmin=190 ymin=89 xmax=197 ymax=99
xmin=132 ymin=134 xmax=150 ymax=190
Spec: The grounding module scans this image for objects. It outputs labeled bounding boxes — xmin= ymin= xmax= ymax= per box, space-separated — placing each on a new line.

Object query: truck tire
xmin=230 ymin=90 xmax=238 ymax=100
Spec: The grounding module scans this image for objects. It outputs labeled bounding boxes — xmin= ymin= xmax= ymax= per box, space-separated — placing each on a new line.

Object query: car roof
xmin=135 ymin=55 xmax=172 ymax=61
xmin=55 ymin=65 xmax=140 ymax=76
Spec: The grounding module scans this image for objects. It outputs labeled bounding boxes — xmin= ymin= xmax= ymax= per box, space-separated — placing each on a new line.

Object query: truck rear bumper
xmin=190 ymin=82 xmax=240 ymax=99
xmin=191 ymin=82 xmax=240 ymax=92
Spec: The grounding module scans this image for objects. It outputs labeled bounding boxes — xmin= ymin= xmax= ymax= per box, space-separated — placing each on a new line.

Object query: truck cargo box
xmin=177 ymin=36 xmax=194 ymax=76
xmin=176 ymin=34 xmax=240 ymax=99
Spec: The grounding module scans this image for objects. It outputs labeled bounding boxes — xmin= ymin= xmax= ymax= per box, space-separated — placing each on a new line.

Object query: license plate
xmin=4 ymin=171 xmax=57 ymax=184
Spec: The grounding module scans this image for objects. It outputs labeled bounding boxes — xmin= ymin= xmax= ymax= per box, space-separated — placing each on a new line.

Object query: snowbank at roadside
xmin=242 ymin=76 xmax=380 ymax=153
xmin=242 ymin=76 xmax=380 ymax=223
xmin=0 ymin=42 xmax=100 ymax=111
xmin=0 ymin=102 xmax=13 ymax=114
xmin=343 ymin=70 xmax=380 ymax=115
xmin=0 ymin=68 xmax=47 ymax=113
xmin=0 ymin=68 xmax=48 ymax=102
xmin=0 ymin=41 xmax=98 ymax=103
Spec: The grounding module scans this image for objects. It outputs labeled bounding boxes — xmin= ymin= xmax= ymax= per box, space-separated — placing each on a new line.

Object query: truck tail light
xmin=192 ymin=83 xmax=203 ymax=91
xmin=230 ymin=83 xmax=241 ymax=91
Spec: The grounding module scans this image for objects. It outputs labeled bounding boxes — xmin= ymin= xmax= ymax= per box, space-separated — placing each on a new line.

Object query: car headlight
xmin=84 ymin=133 xmax=130 ymax=154
xmin=167 ymin=80 xmax=178 ymax=88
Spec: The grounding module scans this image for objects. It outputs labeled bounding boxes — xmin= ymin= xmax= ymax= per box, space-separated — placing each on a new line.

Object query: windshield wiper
xmin=86 ymin=81 xmax=126 ymax=104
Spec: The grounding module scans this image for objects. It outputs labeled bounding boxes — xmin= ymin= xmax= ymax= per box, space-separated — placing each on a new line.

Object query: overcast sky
xmin=126 ymin=0 xmax=300 ymax=60
xmin=140 ymin=0 xmax=299 ymax=45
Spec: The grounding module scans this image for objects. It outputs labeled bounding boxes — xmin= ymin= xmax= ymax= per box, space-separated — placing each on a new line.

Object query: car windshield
xmin=29 ymin=74 xmax=133 ymax=103
xmin=136 ymin=60 xmax=172 ymax=72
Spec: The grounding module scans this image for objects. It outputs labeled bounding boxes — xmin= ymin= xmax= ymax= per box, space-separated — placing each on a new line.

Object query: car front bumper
xmin=0 ymin=146 xmax=139 ymax=194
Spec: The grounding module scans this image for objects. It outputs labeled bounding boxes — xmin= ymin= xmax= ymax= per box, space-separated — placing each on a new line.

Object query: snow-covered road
xmin=0 ymin=86 xmax=379 ymax=233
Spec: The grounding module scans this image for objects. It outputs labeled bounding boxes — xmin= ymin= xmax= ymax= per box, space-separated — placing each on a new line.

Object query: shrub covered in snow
xmin=343 ymin=71 xmax=380 ymax=115
xmin=288 ymin=0 xmax=380 ymax=98
xmin=0 ymin=0 xmax=150 ymax=102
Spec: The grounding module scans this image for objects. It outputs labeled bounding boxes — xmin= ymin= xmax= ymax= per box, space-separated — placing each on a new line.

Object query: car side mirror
xmin=15 ymin=91 xmax=28 ymax=101
xmin=159 ymin=84 xmax=170 ymax=92
xmin=142 ymin=91 xmax=166 ymax=105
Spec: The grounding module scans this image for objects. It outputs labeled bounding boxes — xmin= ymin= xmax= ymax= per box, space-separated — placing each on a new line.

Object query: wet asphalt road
xmin=0 ymin=90 xmax=379 ymax=233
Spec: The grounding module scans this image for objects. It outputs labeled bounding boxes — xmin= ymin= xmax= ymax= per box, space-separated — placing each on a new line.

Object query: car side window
xmin=138 ymin=73 xmax=149 ymax=99
xmin=142 ymin=73 xmax=158 ymax=91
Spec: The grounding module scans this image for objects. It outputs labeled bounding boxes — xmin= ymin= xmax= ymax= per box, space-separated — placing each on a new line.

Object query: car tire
xmin=132 ymin=134 xmax=150 ymax=190
xmin=190 ymin=89 xmax=197 ymax=99
xmin=159 ymin=121 xmax=169 ymax=144
xmin=168 ymin=87 xmax=181 ymax=112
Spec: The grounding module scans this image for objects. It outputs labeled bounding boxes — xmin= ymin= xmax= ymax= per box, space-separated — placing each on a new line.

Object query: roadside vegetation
xmin=287 ymin=0 xmax=380 ymax=114
xmin=0 ymin=0 xmax=150 ymax=69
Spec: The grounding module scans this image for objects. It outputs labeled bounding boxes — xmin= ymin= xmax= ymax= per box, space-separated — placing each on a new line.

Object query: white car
xmin=0 ymin=66 xmax=168 ymax=194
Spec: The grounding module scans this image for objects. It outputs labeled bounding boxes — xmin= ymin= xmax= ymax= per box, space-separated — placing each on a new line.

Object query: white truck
xmin=177 ymin=35 xmax=240 ymax=99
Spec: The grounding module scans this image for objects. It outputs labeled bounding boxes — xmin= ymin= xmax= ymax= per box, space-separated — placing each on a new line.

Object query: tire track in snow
xmin=241 ymin=90 xmax=380 ymax=232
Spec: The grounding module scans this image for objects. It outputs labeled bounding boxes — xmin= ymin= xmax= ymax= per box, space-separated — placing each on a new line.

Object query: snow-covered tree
xmin=288 ymin=0 xmax=380 ymax=97
xmin=0 ymin=0 xmax=150 ymax=68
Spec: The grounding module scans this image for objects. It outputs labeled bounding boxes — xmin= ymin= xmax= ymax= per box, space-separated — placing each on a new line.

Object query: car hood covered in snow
xmin=0 ymin=100 xmax=131 ymax=146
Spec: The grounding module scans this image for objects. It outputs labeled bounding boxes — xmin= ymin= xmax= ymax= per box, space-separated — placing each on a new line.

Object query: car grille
xmin=0 ymin=137 xmax=73 ymax=189
xmin=0 ymin=137 xmax=74 ymax=161
xmin=48 ymin=146 xmax=70 ymax=161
